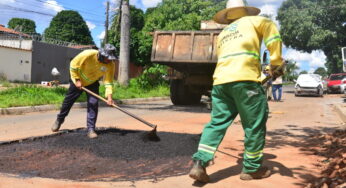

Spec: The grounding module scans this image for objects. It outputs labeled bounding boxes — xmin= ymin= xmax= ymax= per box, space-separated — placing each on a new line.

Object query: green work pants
xmin=192 ymin=81 xmax=268 ymax=173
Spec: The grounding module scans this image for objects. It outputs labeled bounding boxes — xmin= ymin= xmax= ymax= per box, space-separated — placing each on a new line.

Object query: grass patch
xmin=106 ymin=84 xmax=169 ymax=99
xmin=0 ymin=83 xmax=169 ymax=108
xmin=0 ymin=80 xmax=11 ymax=87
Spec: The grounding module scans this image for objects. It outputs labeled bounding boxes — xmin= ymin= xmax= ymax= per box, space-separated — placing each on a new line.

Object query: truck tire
xmin=170 ymin=79 xmax=202 ymax=105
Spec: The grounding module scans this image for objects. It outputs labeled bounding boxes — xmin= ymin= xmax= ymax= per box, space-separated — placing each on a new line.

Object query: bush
xmin=130 ymin=64 xmax=168 ymax=89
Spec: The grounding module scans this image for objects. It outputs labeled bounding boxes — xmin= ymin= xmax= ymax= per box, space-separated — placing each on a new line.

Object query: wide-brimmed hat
xmin=213 ymin=0 xmax=260 ymax=24
xmin=99 ymin=43 xmax=117 ymax=60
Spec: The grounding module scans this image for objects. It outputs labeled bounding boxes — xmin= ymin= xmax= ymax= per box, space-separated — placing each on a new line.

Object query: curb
xmin=333 ymin=104 xmax=346 ymax=129
xmin=0 ymin=97 xmax=170 ymax=115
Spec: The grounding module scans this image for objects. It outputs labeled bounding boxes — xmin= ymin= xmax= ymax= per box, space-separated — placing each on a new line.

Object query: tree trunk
xmin=118 ymin=0 xmax=130 ymax=86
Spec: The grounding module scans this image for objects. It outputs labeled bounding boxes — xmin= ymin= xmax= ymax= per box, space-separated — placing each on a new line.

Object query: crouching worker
xmin=189 ymin=0 xmax=283 ymax=183
xmin=52 ymin=44 xmax=117 ymax=139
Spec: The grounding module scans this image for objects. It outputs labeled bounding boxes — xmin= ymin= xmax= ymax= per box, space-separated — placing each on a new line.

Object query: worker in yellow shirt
xmin=52 ymin=44 xmax=117 ymax=139
xmin=189 ymin=0 xmax=284 ymax=182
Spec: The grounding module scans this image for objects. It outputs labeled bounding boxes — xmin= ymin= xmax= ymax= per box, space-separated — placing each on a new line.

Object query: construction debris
xmin=305 ymin=130 xmax=346 ymax=188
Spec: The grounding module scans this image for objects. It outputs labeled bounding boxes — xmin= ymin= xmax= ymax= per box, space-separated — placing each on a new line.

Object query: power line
xmin=33 ymin=0 xmax=105 ymax=17
xmin=0 ymin=4 xmax=105 ymax=26
xmin=4 ymin=0 xmax=106 ymax=24
xmin=1 ymin=5 xmax=55 ymax=16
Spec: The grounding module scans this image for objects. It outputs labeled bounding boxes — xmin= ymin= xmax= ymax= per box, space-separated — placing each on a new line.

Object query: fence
xmin=0 ymin=33 xmax=86 ymax=50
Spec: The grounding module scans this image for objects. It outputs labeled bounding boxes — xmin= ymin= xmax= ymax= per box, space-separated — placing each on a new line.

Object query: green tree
xmin=277 ymin=0 xmax=346 ymax=74
xmin=44 ymin=10 xmax=94 ymax=45
xmin=283 ymin=60 xmax=299 ymax=81
xmin=137 ymin=0 xmax=226 ymax=66
xmin=299 ymin=70 xmax=308 ymax=75
xmin=314 ymin=67 xmax=327 ymax=77
xmin=8 ymin=18 xmax=37 ymax=34
xmin=108 ymin=5 xmax=145 ymax=66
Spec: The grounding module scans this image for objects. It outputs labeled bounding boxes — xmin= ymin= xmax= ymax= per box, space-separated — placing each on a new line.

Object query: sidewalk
xmin=0 ymin=96 xmax=170 ymax=115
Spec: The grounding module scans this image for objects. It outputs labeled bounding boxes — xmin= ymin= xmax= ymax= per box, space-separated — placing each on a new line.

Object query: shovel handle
xmin=81 ymin=87 xmax=157 ymax=129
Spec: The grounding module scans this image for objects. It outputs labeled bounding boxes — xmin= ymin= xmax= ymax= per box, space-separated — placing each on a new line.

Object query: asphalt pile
xmin=0 ymin=128 xmax=199 ymax=181
xmin=306 ymin=129 xmax=346 ymax=188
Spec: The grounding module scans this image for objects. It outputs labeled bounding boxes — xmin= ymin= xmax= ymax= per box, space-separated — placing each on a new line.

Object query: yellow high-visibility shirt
xmin=70 ymin=49 xmax=115 ymax=97
xmin=213 ymin=16 xmax=283 ymax=85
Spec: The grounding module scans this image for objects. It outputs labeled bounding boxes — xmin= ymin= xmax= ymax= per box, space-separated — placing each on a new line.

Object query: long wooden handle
xmin=82 ymin=87 xmax=157 ymax=129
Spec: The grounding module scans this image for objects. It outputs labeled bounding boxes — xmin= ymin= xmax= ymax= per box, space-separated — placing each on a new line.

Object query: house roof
xmin=0 ymin=24 xmax=31 ymax=38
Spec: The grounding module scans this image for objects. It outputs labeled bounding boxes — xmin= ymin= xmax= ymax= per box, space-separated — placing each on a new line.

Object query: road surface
xmin=0 ymin=86 xmax=344 ymax=188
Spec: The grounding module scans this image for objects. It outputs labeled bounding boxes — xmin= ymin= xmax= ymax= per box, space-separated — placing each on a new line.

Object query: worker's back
xmin=213 ymin=16 xmax=282 ymax=85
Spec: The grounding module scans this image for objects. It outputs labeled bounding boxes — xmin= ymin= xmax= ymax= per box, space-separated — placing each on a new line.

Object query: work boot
xmin=51 ymin=119 xmax=64 ymax=132
xmin=240 ymin=166 xmax=271 ymax=180
xmin=87 ymin=130 xmax=98 ymax=139
xmin=189 ymin=160 xmax=210 ymax=183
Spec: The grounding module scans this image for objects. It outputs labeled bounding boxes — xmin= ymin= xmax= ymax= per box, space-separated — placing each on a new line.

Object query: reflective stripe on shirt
xmin=219 ymin=51 xmax=260 ymax=61
xmin=264 ymin=34 xmax=282 ymax=46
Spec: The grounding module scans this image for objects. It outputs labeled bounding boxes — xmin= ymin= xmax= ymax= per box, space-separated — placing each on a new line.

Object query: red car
xmin=326 ymin=73 xmax=346 ymax=93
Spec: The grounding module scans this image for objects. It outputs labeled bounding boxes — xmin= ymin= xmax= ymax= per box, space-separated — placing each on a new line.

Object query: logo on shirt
xmin=225 ymin=22 xmax=238 ymax=32
xmin=100 ymin=66 xmax=107 ymax=72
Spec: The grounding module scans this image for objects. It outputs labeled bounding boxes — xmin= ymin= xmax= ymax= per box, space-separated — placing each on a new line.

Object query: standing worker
xmin=52 ymin=44 xmax=118 ymax=139
xmin=189 ymin=0 xmax=283 ymax=183
xmin=272 ymin=75 xmax=283 ymax=102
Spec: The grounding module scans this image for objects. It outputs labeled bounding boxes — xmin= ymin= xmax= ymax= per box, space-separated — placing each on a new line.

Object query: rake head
xmin=141 ymin=127 xmax=160 ymax=142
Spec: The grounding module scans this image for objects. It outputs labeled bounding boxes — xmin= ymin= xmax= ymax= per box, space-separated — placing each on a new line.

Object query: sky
xmin=0 ymin=0 xmax=326 ymax=73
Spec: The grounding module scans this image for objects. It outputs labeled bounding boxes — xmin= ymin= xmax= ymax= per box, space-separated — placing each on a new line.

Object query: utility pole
xmin=103 ymin=1 xmax=110 ymax=46
xmin=118 ymin=0 xmax=130 ymax=86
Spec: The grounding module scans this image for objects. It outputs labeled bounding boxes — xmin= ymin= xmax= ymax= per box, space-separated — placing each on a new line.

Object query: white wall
xmin=0 ymin=40 xmax=32 ymax=50
xmin=0 ymin=46 xmax=32 ymax=82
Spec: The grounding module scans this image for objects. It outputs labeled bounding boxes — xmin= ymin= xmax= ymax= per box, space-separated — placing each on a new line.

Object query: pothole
xmin=0 ymin=128 xmax=200 ymax=181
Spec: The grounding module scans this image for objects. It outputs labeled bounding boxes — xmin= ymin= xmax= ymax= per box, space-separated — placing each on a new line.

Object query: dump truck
xmin=151 ymin=21 xmax=225 ymax=105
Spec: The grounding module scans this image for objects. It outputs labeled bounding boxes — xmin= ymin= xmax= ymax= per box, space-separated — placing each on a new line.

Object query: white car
xmin=295 ymin=74 xmax=323 ymax=97
xmin=340 ymin=77 xmax=346 ymax=94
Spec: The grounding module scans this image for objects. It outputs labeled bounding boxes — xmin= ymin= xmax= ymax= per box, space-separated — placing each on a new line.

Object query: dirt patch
xmin=305 ymin=129 xmax=346 ymax=188
xmin=0 ymin=86 xmax=8 ymax=91
xmin=0 ymin=128 xmax=199 ymax=181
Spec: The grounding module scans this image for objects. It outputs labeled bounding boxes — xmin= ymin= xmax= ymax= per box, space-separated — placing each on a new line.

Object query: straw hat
xmin=213 ymin=0 xmax=260 ymax=24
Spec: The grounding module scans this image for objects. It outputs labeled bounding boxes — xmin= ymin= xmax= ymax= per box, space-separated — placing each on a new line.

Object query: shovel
xmin=82 ymin=87 xmax=160 ymax=142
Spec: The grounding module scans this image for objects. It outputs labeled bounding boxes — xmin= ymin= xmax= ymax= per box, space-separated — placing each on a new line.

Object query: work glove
xmin=270 ymin=60 xmax=287 ymax=80
xmin=270 ymin=66 xmax=284 ymax=80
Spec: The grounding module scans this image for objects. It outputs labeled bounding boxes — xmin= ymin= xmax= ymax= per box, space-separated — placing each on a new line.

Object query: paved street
xmin=0 ymin=85 xmax=345 ymax=188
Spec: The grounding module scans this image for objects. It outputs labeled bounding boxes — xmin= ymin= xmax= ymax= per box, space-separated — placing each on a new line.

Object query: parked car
xmin=322 ymin=78 xmax=328 ymax=93
xmin=295 ymin=74 xmax=323 ymax=97
xmin=340 ymin=77 xmax=346 ymax=94
xmin=326 ymin=73 xmax=346 ymax=94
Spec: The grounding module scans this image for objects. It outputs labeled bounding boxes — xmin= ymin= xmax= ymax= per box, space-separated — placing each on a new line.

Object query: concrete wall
xmin=0 ymin=46 xmax=32 ymax=82
xmin=31 ymin=41 xmax=82 ymax=83
xmin=0 ymin=39 xmax=32 ymax=50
